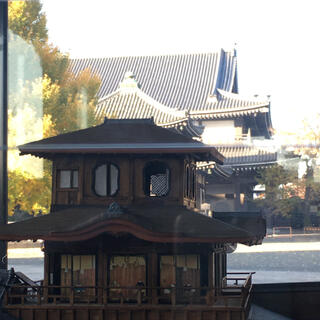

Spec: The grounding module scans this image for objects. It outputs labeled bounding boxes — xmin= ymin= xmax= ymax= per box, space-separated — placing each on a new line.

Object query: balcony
xmin=3 ymin=273 xmax=254 ymax=320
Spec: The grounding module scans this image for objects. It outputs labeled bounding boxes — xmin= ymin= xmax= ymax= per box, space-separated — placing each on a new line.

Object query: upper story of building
xmin=69 ymin=50 xmax=273 ymax=145
xmin=18 ymin=119 xmax=224 ymax=211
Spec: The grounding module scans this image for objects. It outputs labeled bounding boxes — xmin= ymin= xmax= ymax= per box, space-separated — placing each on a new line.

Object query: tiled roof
xmin=190 ymin=89 xmax=270 ymax=119
xmin=70 ymin=51 xmax=271 ymax=137
xmin=96 ymin=87 xmax=187 ymax=125
xmin=69 ymin=50 xmax=239 ymax=112
xmin=217 ymin=145 xmax=277 ymax=169
xmin=197 ymin=145 xmax=277 ymax=174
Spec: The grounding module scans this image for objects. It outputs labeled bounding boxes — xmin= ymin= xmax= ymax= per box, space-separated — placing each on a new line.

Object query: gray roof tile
xmin=70 ymin=50 xmax=239 ymax=112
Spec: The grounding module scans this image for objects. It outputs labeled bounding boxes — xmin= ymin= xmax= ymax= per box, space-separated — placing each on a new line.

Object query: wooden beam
xmin=148 ymin=251 xmax=158 ymax=305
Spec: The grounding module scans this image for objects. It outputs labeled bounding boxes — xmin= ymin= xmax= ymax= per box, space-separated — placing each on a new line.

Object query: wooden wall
xmin=52 ymin=154 xmax=198 ymax=208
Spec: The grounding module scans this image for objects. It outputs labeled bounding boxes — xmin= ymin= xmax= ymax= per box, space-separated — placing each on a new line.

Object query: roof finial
xmin=119 ymin=71 xmax=141 ymax=91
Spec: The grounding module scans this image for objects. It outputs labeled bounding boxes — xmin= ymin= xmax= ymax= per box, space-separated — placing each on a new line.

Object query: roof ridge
xmin=98 ymin=89 xmax=121 ymax=103
xmin=70 ymin=49 xmax=236 ymax=61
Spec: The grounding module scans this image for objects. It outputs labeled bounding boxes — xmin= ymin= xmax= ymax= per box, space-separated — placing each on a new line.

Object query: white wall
xmin=201 ymin=120 xmax=236 ymax=144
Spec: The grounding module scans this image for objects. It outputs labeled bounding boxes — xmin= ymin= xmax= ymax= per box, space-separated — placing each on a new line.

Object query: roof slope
xmin=19 ymin=119 xmax=224 ymax=163
xmin=70 ymin=50 xmax=238 ymax=112
xmin=190 ymin=89 xmax=270 ymax=116
xmin=0 ymin=205 xmax=263 ymax=245
xmin=96 ymin=87 xmax=187 ymax=125
xmin=217 ymin=145 xmax=277 ymax=169
xmin=70 ymin=51 xmax=272 ymax=137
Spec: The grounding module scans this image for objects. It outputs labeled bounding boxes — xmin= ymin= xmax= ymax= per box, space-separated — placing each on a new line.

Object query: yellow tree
xmin=8 ymin=1 xmax=101 ymax=219
xmin=8 ymin=77 xmax=56 ymax=216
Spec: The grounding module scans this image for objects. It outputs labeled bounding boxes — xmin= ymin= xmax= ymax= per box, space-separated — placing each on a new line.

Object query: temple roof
xmin=70 ymin=51 xmax=272 ymax=137
xmin=190 ymin=89 xmax=270 ymax=117
xmin=0 ymin=205 xmax=264 ymax=245
xmin=217 ymin=145 xmax=277 ymax=170
xmin=70 ymin=50 xmax=239 ymax=112
xmin=19 ymin=119 xmax=224 ymax=163
xmin=197 ymin=145 xmax=277 ymax=177
xmin=95 ymin=82 xmax=187 ymax=125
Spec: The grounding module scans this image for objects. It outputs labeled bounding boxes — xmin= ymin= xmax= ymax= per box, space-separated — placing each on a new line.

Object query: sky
xmin=42 ymin=0 xmax=320 ymax=135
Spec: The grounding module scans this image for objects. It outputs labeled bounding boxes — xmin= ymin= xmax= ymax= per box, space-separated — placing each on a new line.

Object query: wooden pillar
xmin=43 ymin=251 xmax=49 ymax=303
xmin=214 ymin=252 xmax=222 ymax=294
xmin=97 ymin=249 xmax=107 ymax=304
xmin=207 ymin=251 xmax=214 ymax=305
xmin=78 ymin=156 xmax=85 ymax=204
xmin=51 ymin=162 xmax=57 ymax=206
xmin=221 ymin=252 xmax=227 ymax=278
xmin=208 ymin=252 xmax=214 ymax=288
xmin=148 ymin=251 xmax=158 ymax=304
xmin=129 ymin=157 xmax=135 ymax=203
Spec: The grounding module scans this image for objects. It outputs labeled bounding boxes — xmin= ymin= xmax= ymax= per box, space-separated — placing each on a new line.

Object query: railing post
xmin=103 ymin=287 xmax=107 ymax=305
xmin=152 ymin=286 xmax=157 ymax=304
xmin=171 ymin=287 xmax=176 ymax=306
xmin=70 ymin=287 xmax=74 ymax=305
xmin=98 ymin=286 xmax=102 ymax=304
xmin=43 ymin=285 xmax=48 ymax=304
xmin=206 ymin=287 xmax=214 ymax=306
xmin=4 ymin=287 xmax=8 ymax=305
xmin=37 ymin=289 xmax=41 ymax=305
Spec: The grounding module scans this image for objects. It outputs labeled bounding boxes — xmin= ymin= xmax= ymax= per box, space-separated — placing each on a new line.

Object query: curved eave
xmin=226 ymin=162 xmax=277 ymax=172
xmin=189 ymin=105 xmax=270 ymax=120
xmin=0 ymin=219 xmax=259 ymax=245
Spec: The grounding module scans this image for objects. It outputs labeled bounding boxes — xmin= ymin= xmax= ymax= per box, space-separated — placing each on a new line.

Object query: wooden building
xmin=69 ymin=50 xmax=277 ymax=212
xmin=0 ymin=119 xmax=265 ymax=320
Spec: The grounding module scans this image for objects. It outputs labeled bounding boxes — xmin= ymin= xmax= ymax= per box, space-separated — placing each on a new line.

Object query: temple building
xmin=69 ymin=50 xmax=277 ymax=213
xmin=0 ymin=119 xmax=265 ymax=320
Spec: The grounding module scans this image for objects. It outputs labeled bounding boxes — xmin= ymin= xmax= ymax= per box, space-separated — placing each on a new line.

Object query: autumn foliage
xmin=8 ymin=1 xmax=100 ymax=217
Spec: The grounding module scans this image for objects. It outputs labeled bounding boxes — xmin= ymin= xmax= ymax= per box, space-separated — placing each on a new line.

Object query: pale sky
xmin=42 ymin=0 xmax=320 ymax=134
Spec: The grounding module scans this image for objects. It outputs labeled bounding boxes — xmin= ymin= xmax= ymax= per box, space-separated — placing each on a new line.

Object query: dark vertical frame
xmin=0 ymin=1 xmax=8 ymax=270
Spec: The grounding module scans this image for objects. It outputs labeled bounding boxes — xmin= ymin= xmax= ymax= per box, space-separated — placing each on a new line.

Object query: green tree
xmin=256 ymin=116 xmax=320 ymax=226
xmin=254 ymin=164 xmax=302 ymax=217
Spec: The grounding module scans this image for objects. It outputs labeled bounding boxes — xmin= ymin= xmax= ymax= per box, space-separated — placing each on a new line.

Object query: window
xmin=109 ymin=255 xmax=146 ymax=300
xmin=144 ymin=161 xmax=169 ymax=197
xmin=60 ymin=254 xmax=96 ymax=299
xmin=59 ymin=170 xmax=78 ymax=189
xmin=94 ymin=163 xmax=119 ymax=196
xmin=160 ymin=255 xmax=201 ymax=299
xmin=184 ymin=163 xmax=196 ymax=200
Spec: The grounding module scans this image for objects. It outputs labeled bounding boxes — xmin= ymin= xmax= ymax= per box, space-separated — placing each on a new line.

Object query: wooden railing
xmin=4 ymin=273 xmax=253 ymax=308
xmin=221 ymin=272 xmax=254 ymax=307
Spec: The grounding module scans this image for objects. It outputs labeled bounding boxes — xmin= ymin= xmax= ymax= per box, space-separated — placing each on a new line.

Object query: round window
xmin=94 ymin=163 xmax=119 ymax=196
